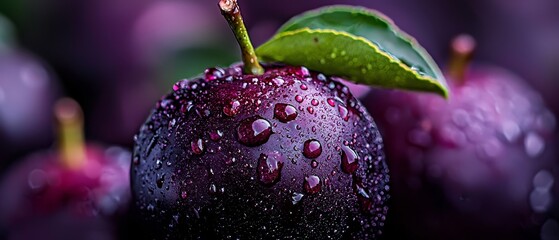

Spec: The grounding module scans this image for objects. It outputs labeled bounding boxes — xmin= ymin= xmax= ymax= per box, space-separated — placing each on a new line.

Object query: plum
xmin=131 ymin=64 xmax=389 ymax=239
xmin=130 ymin=1 xmax=389 ymax=239
xmin=366 ymin=35 xmax=557 ymax=240
xmin=0 ymin=98 xmax=131 ymax=239
xmin=0 ymin=15 xmax=60 ymax=168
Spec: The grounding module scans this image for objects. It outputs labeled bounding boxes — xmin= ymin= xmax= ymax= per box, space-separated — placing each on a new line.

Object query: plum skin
xmin=131 ymin=65 xmax=389 ymax=239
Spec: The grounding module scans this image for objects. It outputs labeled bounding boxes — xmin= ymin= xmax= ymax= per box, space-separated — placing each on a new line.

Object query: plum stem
xmin=448 ymin=34 xmax=476 ymax=84
xmin=55 ymin=98 xmax=86 ymax=169
xmin=219 ymin=0 xmax=264 ymax=75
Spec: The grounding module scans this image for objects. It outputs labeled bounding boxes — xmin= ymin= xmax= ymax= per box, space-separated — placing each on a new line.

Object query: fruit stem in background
xmin=55 ymin=98 xmax=86 ymax=169
xmin=448 ymin=34 xmax=476 ymax=84
xmin=219 ymin=0 xmax=264 ymax=75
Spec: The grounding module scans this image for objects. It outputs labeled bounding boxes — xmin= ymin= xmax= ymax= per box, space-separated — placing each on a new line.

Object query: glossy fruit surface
xmin=131 ymin=64 xmax=389 ymax=239
xmin=0 ymin=145 xmax=131 ymax=239
xmin=366 ymin=65 xmax=557 ymax=240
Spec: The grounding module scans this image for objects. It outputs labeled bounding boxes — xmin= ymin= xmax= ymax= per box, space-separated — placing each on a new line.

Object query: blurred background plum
xmin=0 ymin=98 xmax=131 ymax=240
xmin=0 ymin=14 xmax=61 ymax=170
xmin=0 ymin=0 xmax=558 ymax=239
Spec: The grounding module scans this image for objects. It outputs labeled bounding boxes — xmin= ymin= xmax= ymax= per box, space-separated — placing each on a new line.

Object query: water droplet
xmin=293 ymin=66 xmax=310 ymax=78
xmin=204 ymin=67 xmax=225 ymax=80
xmin=223 ymin=100 xmax=241 ymax=116
xmin=355 ymin=184 xmax=370 ymax=199
xmin=311 ymin=160 xmax=318 ymax=168
xmin=338 ymin=105 xmax=349 ymax=121
xmin=225 ymin=157 xmax=236 ymax=165
xmin=155 ymin=159 xmax=163 ymax=169
xmin=146 ymin=135 xmax=159 ymax=157
xmin=257 ymin=152 xmax=285 ymax=186
xmin=272 ymin=77 xmax=284 ymax=86
xmin=451 ymin=109 xmax=470 ymax=128
xmin=209 ymin=184 xmax=217 ymax=194
xmin=534 ymin=170 xmax=554 ymax=191
xmin=295 ymin=95 xmax=303 ymax=103
xmin=156 ymin=174 xmax=165 ymax=188
xmin=195 ymin=105 xmax=211 ymax=117
xmin=274 ymin=103 xmax=298 ymax=123
xmin=530 ymin=188 xmax=552 ymax=212
xmin=300 ymin=84 xmax=308 ymax=90
xmin=304 ymin=175 xmax=322 ymax=194
xmin=191 ymin=139 xmax=204 ymax=155
xmin=237 ymin=117 xmax=273 ymax=146
xmin=327 ymin=98 xmax=336 ymax=107
xmin=501 ymin=121 xmax=521 ymax=142
xmin=525 ymin=132 xmax=545 ymax=157
xmin=354 ymin=181 xmax=372 ymax=211
xmin=303 ymin=139 xmax=322 ymax=159
xmin=210 ymin=130 xmax=223 ymax=141
xmin=180 ymin=101 xmax=193 ymax=113
xmin=311 ymin=99 xmax=319 ymax=106
xmin=341 ymin=146 xmax=359 ymax=174
xmin=292 ymin=192 xmax=304 ymax=205
xmin=307 ymin=107 xmax=314 ymax=114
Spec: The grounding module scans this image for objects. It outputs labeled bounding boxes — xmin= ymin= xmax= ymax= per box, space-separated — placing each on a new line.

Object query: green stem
xmin=219 ymin=0 xmax=264 ymax=75
xmin=55 ymin=98 xmax=86 ymax=169
xmin=448 ymin=34 xmax=476 ymax=84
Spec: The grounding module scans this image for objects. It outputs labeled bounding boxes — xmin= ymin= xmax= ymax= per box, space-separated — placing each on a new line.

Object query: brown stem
xmin=55 ymin=98 xmax=86 ymax=169
xmin=448 ymin=34 xmax=476 ymax=84
xmin=219 ymin=0 xmax=264 ymax=75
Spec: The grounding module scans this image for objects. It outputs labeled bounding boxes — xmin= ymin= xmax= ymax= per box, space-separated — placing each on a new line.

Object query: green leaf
xmin=256 ymin=6 xmax=448 ymax=97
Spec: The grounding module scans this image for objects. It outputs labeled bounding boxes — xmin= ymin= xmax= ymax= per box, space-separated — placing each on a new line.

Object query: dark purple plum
xmin=131 ymin=64 xmax=389 ymax=239
xmin=0 ymin=98 xmax=131 ymax=239
xmin=131 ymin=1 xmax=390 ymax=238
xmin=366 ymin=35 xmax=558 ymax=240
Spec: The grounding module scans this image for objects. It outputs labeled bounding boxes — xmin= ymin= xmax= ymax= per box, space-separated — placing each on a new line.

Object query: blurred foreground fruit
xmin=367 ymin=35 xmax=557 ymax=240
xmin=0 ymin=98 xmax=131 ymax=239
